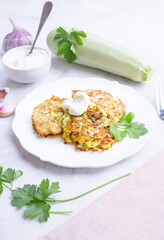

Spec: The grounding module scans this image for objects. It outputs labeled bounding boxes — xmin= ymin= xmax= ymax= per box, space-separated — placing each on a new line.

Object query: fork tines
xmin=155 ymin=79 xmax=164 ymax=120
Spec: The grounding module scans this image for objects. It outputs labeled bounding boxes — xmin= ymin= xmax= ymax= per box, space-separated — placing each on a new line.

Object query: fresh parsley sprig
xmin=54 ymin=27 xmax=87 ymax=63
xmin=0 ymin=166 xmax=23 ymax=193
xmin=11 ymin=179 xmax=72 ymax=222
xmin=1 ymin=166 xmax=130 ymax=222
xmin=110 ymin=112 xmax=148 ymax=142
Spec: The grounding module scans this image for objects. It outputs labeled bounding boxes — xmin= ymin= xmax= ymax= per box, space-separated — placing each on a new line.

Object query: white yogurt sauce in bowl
xmin=2 ymin=46 xmax=51 ymax=83
xmin=3 ymin=47 xmax=49 ymax=70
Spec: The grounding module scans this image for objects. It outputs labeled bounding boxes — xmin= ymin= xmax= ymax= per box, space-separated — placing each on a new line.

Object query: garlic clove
xmin=0 ymin=88 xmax=10 ymax=102
xmin=2 ymin=19 xmax=33 ymax=52
xmin=0 ymin=104 xmax=16 ymax=117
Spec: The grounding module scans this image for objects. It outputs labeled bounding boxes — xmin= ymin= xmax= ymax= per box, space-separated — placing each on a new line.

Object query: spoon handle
xmin=29 ymin=1 xmax=53 ymax=54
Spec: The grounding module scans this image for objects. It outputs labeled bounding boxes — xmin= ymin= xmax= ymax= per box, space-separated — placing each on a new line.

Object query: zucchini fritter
xmin=32 ymin=96 xmax=66 ymax=136
xmin=32 ymin=89 xmax=126 ymax=151
xmin=62 ymin=112 xmax=116 ymax=151
xmin=62 ymin=90 xmax=126 ymax=151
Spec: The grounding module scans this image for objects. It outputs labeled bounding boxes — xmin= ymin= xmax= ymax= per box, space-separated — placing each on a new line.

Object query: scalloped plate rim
xmin=12 ymin=77 xmax=154 ymax=168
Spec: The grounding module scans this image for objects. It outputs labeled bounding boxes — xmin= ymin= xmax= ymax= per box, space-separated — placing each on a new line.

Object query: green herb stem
xmin=49 ymin=173 xmax=131 ymax=203
xmin=2 ymin=182 xmax=13 ymax=191
xmin=0 ymin=178 xmax=11 ymax=184
xmin=46 ymin=198 xmax=56 ymax=202
xmin=50 ymin=211 xmax=73 ymax=214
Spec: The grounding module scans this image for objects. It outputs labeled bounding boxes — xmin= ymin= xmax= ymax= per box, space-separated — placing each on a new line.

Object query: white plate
xmin=12 ymin=77 xmax=154 ymax=168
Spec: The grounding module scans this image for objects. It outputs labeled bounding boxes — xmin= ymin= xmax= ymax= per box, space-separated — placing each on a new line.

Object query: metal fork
xmin=155 ymin=79 xmax=164 ymax=120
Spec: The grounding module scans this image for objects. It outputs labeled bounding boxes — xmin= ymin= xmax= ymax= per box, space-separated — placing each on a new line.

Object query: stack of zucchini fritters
xmin=32 ymin=90 xmax=125 ymax=151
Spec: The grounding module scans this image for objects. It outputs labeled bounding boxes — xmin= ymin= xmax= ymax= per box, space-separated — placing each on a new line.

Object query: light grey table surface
xmin=0 ymin=0 xmax=164 ymax=239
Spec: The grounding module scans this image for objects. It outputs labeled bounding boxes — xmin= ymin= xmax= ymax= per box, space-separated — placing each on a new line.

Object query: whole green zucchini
xmin=47 ymin=28 xmax=152 ymax=82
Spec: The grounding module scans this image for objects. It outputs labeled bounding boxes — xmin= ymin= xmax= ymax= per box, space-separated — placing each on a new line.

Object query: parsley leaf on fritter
xmin=110 ymin=112 xmax=148 ymax=142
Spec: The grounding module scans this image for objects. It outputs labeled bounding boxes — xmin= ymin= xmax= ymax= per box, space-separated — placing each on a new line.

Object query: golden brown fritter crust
xmin=32 ymin=96 xmax=66 ymax=136
xmin=62 ymin=89 xmax=126 ymax=151
xmin=62 ymin=114 xmax=116 ymax=151
xmin=32 ymin=89 xmax=126 ymax=151
xmin=85 ymin=89 xmax=126 ymax=125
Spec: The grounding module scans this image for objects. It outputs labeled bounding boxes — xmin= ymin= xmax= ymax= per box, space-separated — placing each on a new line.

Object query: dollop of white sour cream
xmin=62 ymin=92 xmax=90 ymax=116
xmin=4 ymin=47 xmax=48 ymax=70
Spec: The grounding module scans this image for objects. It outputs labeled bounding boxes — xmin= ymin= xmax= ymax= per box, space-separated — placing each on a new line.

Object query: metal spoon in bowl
xmin=28 ymin=1 xmax=53 ymax=55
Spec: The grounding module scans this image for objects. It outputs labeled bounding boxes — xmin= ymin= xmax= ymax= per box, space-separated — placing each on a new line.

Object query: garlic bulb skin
xmin=0 ymin=104 xmax=16 ymax=117
xmin=0 ymin=88 xmax=10 ymax=102
xmin=2 ymin=19 xmax=33 ymax=52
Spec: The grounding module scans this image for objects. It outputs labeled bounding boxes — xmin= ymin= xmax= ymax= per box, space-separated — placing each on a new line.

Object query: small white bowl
xmin=2 ymin=46 xmax=51 ymax=83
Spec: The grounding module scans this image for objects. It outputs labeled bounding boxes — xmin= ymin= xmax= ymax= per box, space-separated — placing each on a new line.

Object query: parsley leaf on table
xmin=35 ymin=178 xmax=60 ymax=201
xmin=11 ymin=179 xmax=62 ymax=222
xmin=1 ymin=167 xmax=130 ymax=222
xmin=54 ymin=27 xmax=87 ymax=63
xmin=11 ymin=184 xmax=37 ymax=207
xmin=24 ymin=202 xmax=51 ymax=222
xmin=0 ymin=166 xmax=23 ymax=194
xmin=0 ymin=166 xmax=3 ymax=175
xmin=0 ymin=168 xmax=23 ymax=183
xmin=0 ymin=181 xmax=3 ymax=194
xmin=109 ymin=112 xmax=148 ymax=142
